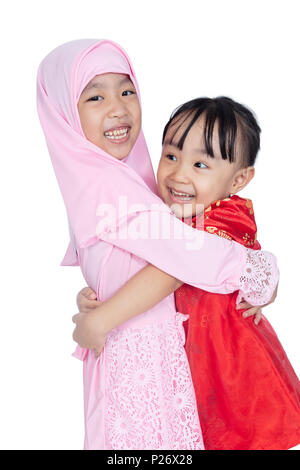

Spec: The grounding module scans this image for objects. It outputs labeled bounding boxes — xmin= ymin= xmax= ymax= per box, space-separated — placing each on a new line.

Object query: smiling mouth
xmin=169 ymin=187 xmax=195 ymax=201
xmin=104 ymin=126 xmax=130 ymax=143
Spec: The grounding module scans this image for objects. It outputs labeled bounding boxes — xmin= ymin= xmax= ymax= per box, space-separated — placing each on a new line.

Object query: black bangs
xmin=162 ymin=97 xmax=261 ymax=167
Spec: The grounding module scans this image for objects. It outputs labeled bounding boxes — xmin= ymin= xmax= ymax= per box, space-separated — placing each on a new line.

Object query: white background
xmin=1 ymin=0 xmax=299 ymax=450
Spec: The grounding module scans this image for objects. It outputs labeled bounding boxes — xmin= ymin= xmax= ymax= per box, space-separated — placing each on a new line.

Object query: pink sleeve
xmin=98 ymin=210 xmax=248 ymax=294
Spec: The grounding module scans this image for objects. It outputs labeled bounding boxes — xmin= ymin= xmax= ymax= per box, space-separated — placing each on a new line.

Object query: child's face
xmin=157 ymin=115 xmax=245 ymax=218
xmin=77 ymin=73 xmax=141 ymax=160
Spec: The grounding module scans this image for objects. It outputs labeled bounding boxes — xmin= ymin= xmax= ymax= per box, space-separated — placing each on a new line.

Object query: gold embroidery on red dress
xmin=206 ymin=226 xmax=218 ymax=233
xmin=217 ymin=230 xmax=232 ymax=240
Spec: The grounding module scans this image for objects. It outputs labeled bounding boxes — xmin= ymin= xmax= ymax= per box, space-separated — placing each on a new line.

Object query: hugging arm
xmin=98 ymin=211 xmax=279 ymax=302
xmin=73 ymin=253 xmax=278 ymax=355
xmin=76 ymin=250 xmax=278 ymax=335
xmin=73 ymin=212 xmax=279 ymax=353
xmin=73 ymin=264 xmax=183 ymax=346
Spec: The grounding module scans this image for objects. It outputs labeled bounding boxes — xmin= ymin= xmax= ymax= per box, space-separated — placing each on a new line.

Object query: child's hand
xmin=75 ymin=286 xmax=104 ymax=358
xmin=72 ymin=309 xmax=106 ymax=359
xmin=76 ymin=286 xmax=101 ymax=313
xmin=237 ymin=283 xmax=278 ymax=325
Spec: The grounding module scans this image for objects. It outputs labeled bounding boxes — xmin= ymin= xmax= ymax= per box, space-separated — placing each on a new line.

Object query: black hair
xmin=162 ymin=96 xmax=261 ymax=167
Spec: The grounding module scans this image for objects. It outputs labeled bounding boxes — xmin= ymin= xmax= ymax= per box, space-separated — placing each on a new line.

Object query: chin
xmin=108 ymin=147 xmax=129 ymax=160
xmin=169 ymin=205 xmax=193 ymax=219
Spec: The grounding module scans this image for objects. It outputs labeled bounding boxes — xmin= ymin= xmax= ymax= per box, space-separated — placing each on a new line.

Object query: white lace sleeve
xmin=237 ymin=249 xmax=279 ymax=306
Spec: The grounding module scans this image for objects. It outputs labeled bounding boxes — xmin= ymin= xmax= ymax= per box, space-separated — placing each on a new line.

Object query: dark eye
xmin=122 ymin=90 xmax=135 ymax=96
xmin=88 ymin=95 xmax=103 ymax=101
xmin=194 ymin=161 xmax=208 ymax=169
xmin=166 ymin=154 xmax=177 ymax=161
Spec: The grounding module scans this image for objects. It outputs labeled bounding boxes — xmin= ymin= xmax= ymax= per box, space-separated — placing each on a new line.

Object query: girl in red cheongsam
xmin=158 ymin=97 xmax=300 ymax=450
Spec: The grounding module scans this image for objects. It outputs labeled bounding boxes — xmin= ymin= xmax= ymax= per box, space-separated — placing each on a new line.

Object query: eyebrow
xmin=82 ymin=76 xmax=132 ymax=93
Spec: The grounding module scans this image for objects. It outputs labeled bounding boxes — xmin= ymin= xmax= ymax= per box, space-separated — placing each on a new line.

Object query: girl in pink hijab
xmin=36 ymin=39 xmax=278 ymax=450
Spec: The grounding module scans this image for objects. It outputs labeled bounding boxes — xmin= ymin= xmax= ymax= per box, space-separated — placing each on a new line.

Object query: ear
xmin=230 ymin=166 xmax=255 ymax=195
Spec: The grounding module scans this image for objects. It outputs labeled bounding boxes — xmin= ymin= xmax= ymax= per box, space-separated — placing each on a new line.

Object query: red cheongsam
xmin=175 ymin=195 xmax=300 ymax=450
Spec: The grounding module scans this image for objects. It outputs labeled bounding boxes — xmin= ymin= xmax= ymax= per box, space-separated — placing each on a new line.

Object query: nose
xmin=170 ymin=163 xmax=190 ymax=184
xmin=107 ymin=96 xmax=128 ymax=119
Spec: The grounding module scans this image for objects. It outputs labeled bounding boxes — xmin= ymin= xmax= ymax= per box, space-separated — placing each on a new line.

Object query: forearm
xmin=100 ymin=212 xmax=248 ymax=293
xmin=95 ymin=264 xmax=182 ymax=334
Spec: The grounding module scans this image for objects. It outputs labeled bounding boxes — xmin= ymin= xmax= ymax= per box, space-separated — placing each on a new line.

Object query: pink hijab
xmin=37 ymin=38 xmax=170 ymax=264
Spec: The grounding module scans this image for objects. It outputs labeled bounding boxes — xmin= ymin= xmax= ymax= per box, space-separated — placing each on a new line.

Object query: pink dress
xmin=73 ymin=241 xmax=203 ymax=449
xmin=37 ymin=38 xmax=279 ymax=450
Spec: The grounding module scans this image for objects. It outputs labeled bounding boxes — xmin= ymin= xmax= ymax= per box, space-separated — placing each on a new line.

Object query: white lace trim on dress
xmin=237 ymin=249 xmax=279 ymax=306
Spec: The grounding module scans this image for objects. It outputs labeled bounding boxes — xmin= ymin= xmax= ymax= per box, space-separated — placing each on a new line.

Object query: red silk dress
xmin=176 ymin=195 xmax=300 ymax=450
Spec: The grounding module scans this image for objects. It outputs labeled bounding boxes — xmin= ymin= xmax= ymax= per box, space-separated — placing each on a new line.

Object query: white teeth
xmin=104 ymin=128 xmax=129 ymax=139
xmin=170 ymin=188 xmax=194 ymax=198
xmin=106 ymin=134 xmax=126 ymax=140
